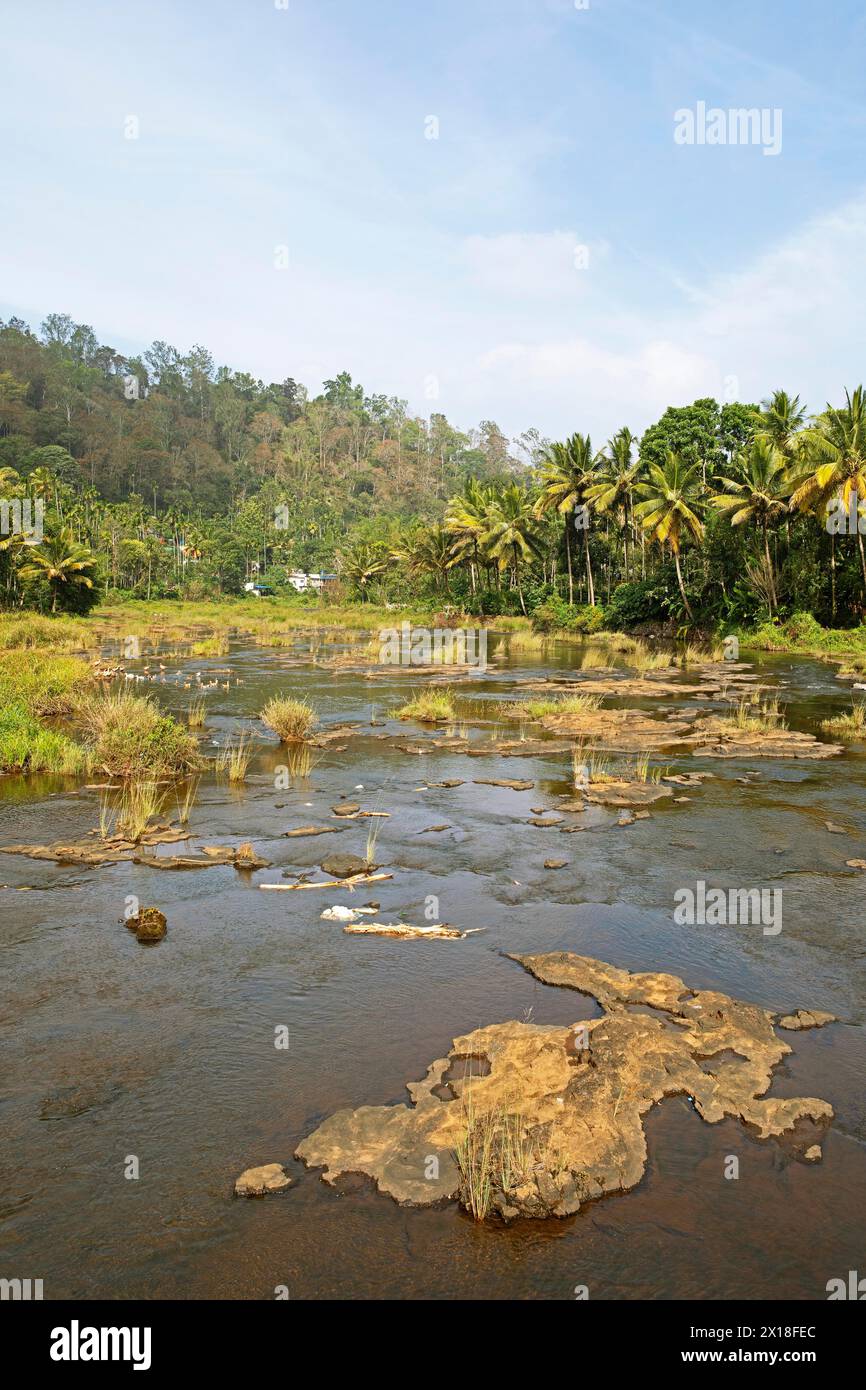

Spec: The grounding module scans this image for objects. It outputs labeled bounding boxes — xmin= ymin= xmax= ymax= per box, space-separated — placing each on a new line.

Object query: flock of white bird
xmin=94 ymin=663 xmax=242 ymax=692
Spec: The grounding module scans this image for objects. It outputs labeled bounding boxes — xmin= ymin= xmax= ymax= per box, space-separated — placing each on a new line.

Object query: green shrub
xmin=76 ymin=690 xmax=202 ymax=778
xmin=531 ymin=598 xmax=605 ymax=634
xmin=0 ymin=702 xmax=88 ymax=773
xmin=605 ymin=580 xmax=668 ymax=629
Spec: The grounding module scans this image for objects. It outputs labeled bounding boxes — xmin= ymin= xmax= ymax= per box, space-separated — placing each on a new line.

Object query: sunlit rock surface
xmin=295 ymin=951 xmax=834 ymax=1219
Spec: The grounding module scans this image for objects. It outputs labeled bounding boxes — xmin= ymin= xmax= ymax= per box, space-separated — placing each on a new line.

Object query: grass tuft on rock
xmin=260 ymin=695 xmax=317 ymax=741
xmin=76 ymin=689 xmax=202 ymax=778
xmin=396 ymin=688 xmax=456 ymax=723
xmin=821 ymin=700 xmax=866 ymax=738
xmin=453 ymin=1100 xmax=536 ymax=1221
xmin=511 ymin=691 xmax=603 ymax=721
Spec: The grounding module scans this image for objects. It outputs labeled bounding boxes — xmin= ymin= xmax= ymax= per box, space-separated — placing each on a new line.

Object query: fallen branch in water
xmin=260 ymin=872 xmax=393 ymax=892
xmin=343 ymin=922 xmax=481 ymax=940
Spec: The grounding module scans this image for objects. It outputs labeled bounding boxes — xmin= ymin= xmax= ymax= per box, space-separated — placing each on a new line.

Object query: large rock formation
xmin=295 ymin=952 xmax=835 ymax=1220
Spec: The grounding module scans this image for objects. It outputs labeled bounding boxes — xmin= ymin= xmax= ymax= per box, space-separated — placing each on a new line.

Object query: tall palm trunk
xmin=565 ymin=521 xmax=573 ymax=605
xmin=513 ymin=546 xmax=527 ymax=616
xmin=762 ymin=520 xmax=777 ymax=612
xmin=583 ymin=527 xmax=595 ymax=606
xmin=830 ymin=533 xmax=837 ymax=620
xmin=673 ymin=547 xmax=693 ymax=621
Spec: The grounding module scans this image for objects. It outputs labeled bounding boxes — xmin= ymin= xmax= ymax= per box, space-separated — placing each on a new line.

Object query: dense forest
xmin=1 ymin=313 xmax=865 ymax=631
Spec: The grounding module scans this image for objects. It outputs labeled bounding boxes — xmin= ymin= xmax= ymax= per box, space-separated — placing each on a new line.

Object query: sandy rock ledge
xmin=294 ymin=951 xmax=835 ymax=1220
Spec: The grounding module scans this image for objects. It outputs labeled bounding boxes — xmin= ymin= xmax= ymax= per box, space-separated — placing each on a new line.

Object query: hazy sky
xmin=3 ymin=0 xmax=866 ymax=444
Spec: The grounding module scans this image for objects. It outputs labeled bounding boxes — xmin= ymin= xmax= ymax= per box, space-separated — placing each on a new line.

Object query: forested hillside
xmin=1 ymin=313 xmax=864 ymax=632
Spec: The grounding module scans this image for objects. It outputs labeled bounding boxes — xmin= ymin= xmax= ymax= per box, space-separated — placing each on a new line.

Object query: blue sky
xmin=2 ymin=0 xmax=866 ymax=443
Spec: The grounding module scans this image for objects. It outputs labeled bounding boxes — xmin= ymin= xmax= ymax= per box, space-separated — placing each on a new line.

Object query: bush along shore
xmin=2 ymin=312 xmax=866 ymax=643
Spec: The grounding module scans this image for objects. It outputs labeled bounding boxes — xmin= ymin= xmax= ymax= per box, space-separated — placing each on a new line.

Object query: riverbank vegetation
xmin=0 ymin=647 xmax=202 ymax=777
xmin=2 ymin=314 xmax=866 ymax=654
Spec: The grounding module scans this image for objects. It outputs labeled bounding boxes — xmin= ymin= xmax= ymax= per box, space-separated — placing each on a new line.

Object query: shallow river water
xmin=1 ymin=633 xmax=865 ymax=1300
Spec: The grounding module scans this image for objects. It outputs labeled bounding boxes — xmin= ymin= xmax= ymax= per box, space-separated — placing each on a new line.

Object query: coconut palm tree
xmin=0 ymin=527 xmax=28 ymax=603
xmin=18 ymin=527 xmax=98 ymax=612
xmin=27 ymin=467 xmax=55 ymax=506
xmin=336 ymin=539 xmax=390 ymax=599
xmin=485 ymin=483 xmax=542 ymax=615
xmin=586 ymin=427 xmax=641 ymax=581
xmin=790 ymin=386 xmax=866 ymax=594
xmin=757 ymin=389 xmax=806 ymax=463
xmin=535 ymin=433 xmax=601 ymax=605
xmin=709 ymin=435 xmax=791 ymax=612
xmin=634 ymin=451 xmax=704 ymax=620
xmin=398 ymin=523 xmax=454 ymax=592
xmin=445 ymin=478 xmax=494 ymax=594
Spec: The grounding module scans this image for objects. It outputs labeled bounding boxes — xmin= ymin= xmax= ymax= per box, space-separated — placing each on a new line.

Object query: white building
xmin=286 ymin=571 xmax=336 ymax=592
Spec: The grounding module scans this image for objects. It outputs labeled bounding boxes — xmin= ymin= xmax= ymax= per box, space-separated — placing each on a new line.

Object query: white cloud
xmin=460 ymin=231 xmax=604 ymax=294
xmin=454 ymin=192 xmax=866 ymax=438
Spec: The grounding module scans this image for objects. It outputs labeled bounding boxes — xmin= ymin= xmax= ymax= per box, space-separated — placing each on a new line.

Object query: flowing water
xmin=1 ymin=634 xmax=865 ymax=1300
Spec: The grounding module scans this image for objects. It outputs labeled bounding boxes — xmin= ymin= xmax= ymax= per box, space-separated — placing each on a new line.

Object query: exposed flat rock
xmin=234 ymin=1163 xmax=293 ymax=1197
xmin=541 ymin=707 xmax=693 ymax=751
xmin=296 ymin=951 xmax=834 ymax=1220
xmin=684 ymin=718 xmax=844 ymax=760
xmin=583 ymin=781 xmax=674 ymax=807
xmin=134 ymin=843 xmax=270 ymax=871
xmin=321 ymin=853 xmax=371 ymax=879
xmin=776 ymin=1008 xmax=837 ymax=1030
xmin=0 ymin=824 xmax=191 ymax=867
xmin=284 ymin=825 xmax=345 ymax=837
xmin=473 ymin=778 xmax=534 ymax=791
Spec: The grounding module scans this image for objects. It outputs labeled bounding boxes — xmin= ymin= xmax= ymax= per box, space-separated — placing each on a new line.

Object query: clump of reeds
xmin=514 ymin=691 xmax=603 ymax=720
xmin=588 ymin=631 xmax=639 ymax=654
xmin=821 ymin=700 xmax=866 ymax=737
xmin=216 ymin=732 xmax=253 ymax=782
xmin=621 ymin=751 xmax=664 ymax=784
xmin=629 ymin=640 xmax=672 ymax=673
xmin=174 ymin=776 xmax=200 ymax=824
xmin=260 ymin=695 xmax=317 ymax=741
xmin=453 ymin=1098 xmax=536 ymax=1221
xmin=187 ymin=695 xmax=207 ymax=727
xmin=191 ymin=635 xmax=229 ymax=657
xmin=283 ymin=741 xmax=324 ymax=780
xmin=396 ymin=688 xmax=456 ymax=723
xmin=100 ymin=780 xmax=165 ymax=841
xmin=75 ymin=689 xmax=202 ymax=778
xmin=731 ymin=693 xmax=786 ymax=732
xmin=572 ymin=741 xmax=612 ymax=788
xmin=578 ymin=646 xmax=610 ymax=670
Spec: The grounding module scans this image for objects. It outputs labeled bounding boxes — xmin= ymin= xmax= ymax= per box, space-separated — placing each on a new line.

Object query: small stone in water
xmin=234 ymin=1163 xmax=293 ymax=1197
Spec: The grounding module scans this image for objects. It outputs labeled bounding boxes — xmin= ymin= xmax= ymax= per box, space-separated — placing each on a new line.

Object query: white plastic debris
xmin=320 ymin=905 xmax=377 ymax=922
